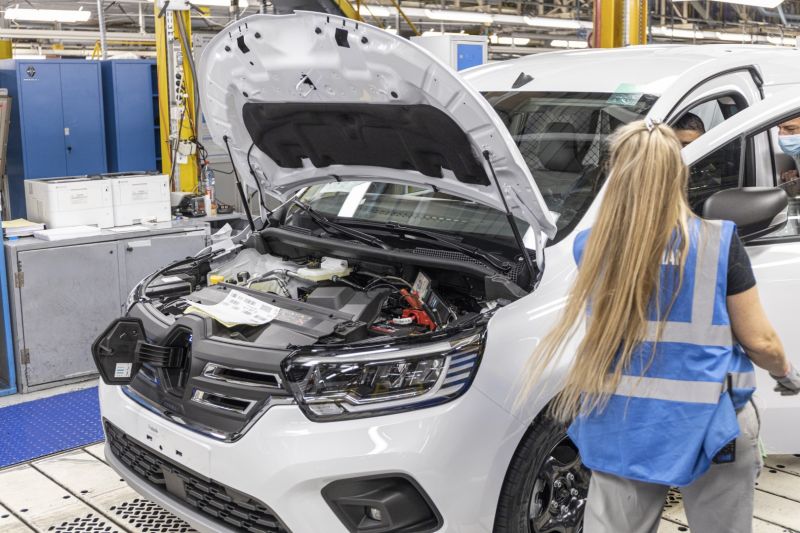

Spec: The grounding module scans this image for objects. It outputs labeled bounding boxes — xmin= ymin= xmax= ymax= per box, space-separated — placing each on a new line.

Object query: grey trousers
xmin=584 ymin=401 xmax=762 ymax=533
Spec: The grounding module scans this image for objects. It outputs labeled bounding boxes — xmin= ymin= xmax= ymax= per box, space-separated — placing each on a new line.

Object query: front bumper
xmin=99 ymin=379 xmax=524 ymax=533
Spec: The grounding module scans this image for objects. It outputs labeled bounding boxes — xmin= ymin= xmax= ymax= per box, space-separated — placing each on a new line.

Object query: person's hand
xmin=771 ymin=363 xmax=800 ymax=396
xmin=781 ymin=169 xmax=799 ymax=183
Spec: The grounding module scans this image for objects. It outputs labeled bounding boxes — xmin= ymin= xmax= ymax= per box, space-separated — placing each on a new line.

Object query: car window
xmin=687 ymin=137 xmax=742 ymax=214
xmin=673 ymin=93 xmax=747 ymax=147
xmin=483 ymin=91 xmax=658 ymax=242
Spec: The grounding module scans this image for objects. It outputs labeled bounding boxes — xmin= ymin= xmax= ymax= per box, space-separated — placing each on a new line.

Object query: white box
xmin=108 ymin=173 xmax=171 ymax=226
xmin=25 ymin=177 xmax=114 ymax=229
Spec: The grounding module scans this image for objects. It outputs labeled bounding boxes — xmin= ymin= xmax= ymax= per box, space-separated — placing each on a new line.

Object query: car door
xmin=683 ymin=92 xmax=800 ymax=454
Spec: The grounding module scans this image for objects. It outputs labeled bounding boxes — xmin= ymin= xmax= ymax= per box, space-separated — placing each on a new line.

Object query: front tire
xmin=494 ymin=415 xmax=590 ymax=533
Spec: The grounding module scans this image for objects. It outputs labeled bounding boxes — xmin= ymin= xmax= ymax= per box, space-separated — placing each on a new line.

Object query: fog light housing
xmin=322 ymin=475 xmax=442 ymax=533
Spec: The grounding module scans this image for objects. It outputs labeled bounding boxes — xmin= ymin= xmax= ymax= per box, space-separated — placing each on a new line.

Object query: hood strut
xmin=482 ymin=150 xmax=536 ymax=290
xmin=223 ymin=135 xmax=257 ymax=232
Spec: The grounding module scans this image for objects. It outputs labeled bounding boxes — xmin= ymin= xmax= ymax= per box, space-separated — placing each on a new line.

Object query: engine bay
xmin=138 ymin=227 xmax=526 ymax=347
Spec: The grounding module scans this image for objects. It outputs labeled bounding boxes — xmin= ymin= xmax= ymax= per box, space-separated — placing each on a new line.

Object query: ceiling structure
xmin=0 ymin=0 xmax=798 ymax=58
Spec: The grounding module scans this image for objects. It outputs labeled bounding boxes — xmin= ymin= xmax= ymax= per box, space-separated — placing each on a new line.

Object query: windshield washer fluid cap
xmin=198 ymin=11 xmax=556 ymax=240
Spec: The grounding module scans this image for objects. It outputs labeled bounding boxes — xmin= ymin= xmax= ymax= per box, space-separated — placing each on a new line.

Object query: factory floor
xmin=0 ymin=384 xmax=798 ymax=532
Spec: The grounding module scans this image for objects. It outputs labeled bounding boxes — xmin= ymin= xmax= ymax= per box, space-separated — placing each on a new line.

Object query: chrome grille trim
xmin=202 ymin=362 xmax=284 ymax=389
xmin=190 ymin=389 xmax=258 ymax=414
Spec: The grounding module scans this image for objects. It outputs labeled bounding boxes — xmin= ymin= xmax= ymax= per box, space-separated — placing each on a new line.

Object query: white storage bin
xmin=108 ymin=173 xmax=171 ymax=226
xmin=24 ymin=177 xmax=114 ymax=229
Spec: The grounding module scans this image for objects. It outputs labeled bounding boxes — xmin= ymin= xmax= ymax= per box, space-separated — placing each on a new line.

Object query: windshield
xmin=288 ymin=92 xmax=658 ymax=246
xmin=484 ymin=91 xmax=658 ymax=241
xmin=291 ymin=182 xmax=532 ymax=248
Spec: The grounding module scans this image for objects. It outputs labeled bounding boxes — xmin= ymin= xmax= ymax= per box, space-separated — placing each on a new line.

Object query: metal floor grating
xmin=0 ymin=444 xmax=197 ymax=533
xmin=0 ymin=443 xmax=798 ymax=532
xmin=49 ymin=513 xmax=118 ymax=532
xmin=110 ymin=500 xmax=195 ymax=533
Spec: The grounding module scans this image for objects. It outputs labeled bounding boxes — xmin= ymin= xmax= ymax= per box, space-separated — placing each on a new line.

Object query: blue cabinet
xmin=456 ymin=43 xmax=486 ymax=71
xmin=0 ymin=60 xmax=108 ymax=218
xmin=101 ymin=60 xmax=159 ymax=173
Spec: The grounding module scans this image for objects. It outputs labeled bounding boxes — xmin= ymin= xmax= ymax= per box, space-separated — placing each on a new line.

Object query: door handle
xmin=126 ymin=239 xmax=152 ymax=251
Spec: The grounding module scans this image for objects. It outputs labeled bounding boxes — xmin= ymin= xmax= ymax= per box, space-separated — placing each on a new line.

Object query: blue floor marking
xmin=0 ymin=387 xmax=103 ymax=468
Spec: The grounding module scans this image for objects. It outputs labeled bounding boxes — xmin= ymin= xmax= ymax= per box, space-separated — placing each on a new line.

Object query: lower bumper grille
xmin=105 ymin=421 xmax=290 ymax=533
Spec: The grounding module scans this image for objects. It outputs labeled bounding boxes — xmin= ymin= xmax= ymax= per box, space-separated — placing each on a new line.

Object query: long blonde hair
xmin=521 ymin=120 xmax=693 ymax=423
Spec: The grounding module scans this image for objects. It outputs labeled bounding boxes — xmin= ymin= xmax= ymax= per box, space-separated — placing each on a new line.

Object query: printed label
xmin=114 ymin=363 xmax=132 ymax=379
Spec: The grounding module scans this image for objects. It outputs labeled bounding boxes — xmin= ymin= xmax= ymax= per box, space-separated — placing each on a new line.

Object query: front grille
xmin=106 ymin=421 xmax=290 ymax=533
xmin=127 ymin=313 xmax=295 ymax=440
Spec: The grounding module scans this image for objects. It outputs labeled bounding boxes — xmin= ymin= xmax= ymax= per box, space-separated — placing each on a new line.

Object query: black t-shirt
xmin=727 ymin=233 xmax=756 ymax=296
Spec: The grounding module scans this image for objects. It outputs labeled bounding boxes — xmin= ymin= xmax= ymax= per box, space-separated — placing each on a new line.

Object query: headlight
xmin=282 ymin=330 xmax=485 ymax=421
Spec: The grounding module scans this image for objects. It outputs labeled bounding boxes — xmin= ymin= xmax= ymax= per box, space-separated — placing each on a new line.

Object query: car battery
xmin=25 ymin=176 xmax=114 ymax=229
xmin=107 ymin=173 xmax=171 ymax=226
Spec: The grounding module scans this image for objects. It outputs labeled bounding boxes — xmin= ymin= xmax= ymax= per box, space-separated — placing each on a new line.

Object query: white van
xmin=92 ymin=12 xmax=800 ymax=533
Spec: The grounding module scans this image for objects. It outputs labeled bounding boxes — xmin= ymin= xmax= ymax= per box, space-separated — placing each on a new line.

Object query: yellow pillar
xmin=593 ymin=0 xmax=647 ymax=48
xmin=0 ymin=40 xmax=12 ymax=59
xmin=154 ymin=7 xmax=198 ymax=192
xmin=627 ymin=0 xmax=648 ymax=46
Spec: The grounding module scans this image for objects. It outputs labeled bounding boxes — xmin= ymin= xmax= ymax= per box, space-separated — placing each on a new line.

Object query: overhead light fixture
xmin=146 ymin=0 xmax=250 ymax=5
xmin=358 ymin=5 xmax=394 ymax=17
xmin=766 ymin=35 xmax=797 ymax=46
xmin=5 ymin=6 xmax=92 ymax=23
xmin=715 ymin=31 xmax=752 ymax=42
xmin=672 ymin=0 xmax=783 ymax=7
xmin=425 ymin=9 xmax=493 ymax=24
xmin=550 ymin=39 xmax=589 ymax=48
xmin=489 ymin=35 xmax=531 ymax=46
xmin=651 ymin=26 xmax=705 ymax=39
xmin=195 ymin=0 xmax=250 ymax=6
xmin=525 ymin=16 xmax=586 ymax=29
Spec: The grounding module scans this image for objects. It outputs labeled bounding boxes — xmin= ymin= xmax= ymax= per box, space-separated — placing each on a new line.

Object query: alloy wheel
xmin=528 ymin=436 xmax=589 ymax=533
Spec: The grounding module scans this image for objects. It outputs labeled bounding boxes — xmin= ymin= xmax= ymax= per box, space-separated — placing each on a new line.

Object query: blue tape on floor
xmin=0 ymin=387 xmax=103 ymax=468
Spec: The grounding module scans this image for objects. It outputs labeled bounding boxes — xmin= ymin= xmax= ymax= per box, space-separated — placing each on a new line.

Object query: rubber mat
xmin=0 ymin=387 xmax=103 ymax=468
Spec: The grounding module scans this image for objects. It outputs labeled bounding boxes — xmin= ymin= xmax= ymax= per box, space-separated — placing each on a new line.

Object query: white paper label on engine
xmin=412 ymin=271 xmax=431 ymax=299
xmin=114 ymin=363 xmax=132 ymax=378
xmin=185 ymin=289 xmax=281 ymax=327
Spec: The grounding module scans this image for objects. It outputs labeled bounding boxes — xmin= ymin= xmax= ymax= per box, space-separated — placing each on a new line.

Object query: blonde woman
xmin=522 ymin=120 xmax=800 ymax=533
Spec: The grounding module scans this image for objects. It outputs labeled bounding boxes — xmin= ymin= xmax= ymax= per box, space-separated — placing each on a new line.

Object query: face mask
xmin=779 ymin=134 xmax=800 ymax=157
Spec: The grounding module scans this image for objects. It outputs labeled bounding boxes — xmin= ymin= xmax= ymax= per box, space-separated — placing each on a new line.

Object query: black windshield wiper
xmin=333 ymin=219 xmax=512 ymax=273
xmin=291 ymin=200 xmax=391 ymax=250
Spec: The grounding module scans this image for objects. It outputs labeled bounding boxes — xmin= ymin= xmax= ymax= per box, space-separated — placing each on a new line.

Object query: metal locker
xmin=102 ymin=60 xmax=158 ymax=173
xmin=0 ymin=60 xmax=108 ymax=218
xmin=15 ymin=62 xmax=68 ymax=179
xmin=60 ymin=63 xmax=108 ymax=176
xmin=16 ymin=241 xmax=122 ymax=388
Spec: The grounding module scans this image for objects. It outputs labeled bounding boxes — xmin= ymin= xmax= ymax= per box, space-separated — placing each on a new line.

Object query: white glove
xmin=771 ymin=364 xmax=800 ymax=396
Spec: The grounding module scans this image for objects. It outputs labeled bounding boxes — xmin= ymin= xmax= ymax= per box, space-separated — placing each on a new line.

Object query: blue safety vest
xmin=567 ymin=218 xmax=756 ymax=487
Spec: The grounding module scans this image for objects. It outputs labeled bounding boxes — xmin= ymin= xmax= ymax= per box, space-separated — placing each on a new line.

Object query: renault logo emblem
xmin=25 ymin=66 xmax=35 ymax=78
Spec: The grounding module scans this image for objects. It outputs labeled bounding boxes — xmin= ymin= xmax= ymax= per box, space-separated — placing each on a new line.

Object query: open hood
xmin=198 ymin=12 xmax=556 ymax=238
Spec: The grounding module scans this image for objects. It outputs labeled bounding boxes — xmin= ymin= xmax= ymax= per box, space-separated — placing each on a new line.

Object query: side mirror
xmin=703 ymin=187 xmax=788 ymax=242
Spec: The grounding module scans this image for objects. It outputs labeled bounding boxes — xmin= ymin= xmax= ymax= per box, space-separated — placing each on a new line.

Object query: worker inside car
xmin=779 ymin=117 xmax=800 ymax=182
xmin=673 ymin=112 xmax=706 ymax=147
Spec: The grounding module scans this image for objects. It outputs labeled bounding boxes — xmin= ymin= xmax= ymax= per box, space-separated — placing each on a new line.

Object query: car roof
xmin=462 ymin=44 xmax=800 ymax=95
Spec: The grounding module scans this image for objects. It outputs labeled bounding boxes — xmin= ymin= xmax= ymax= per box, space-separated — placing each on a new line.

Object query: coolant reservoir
xmin=296 ymin=257 xmax=351 ymax=282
